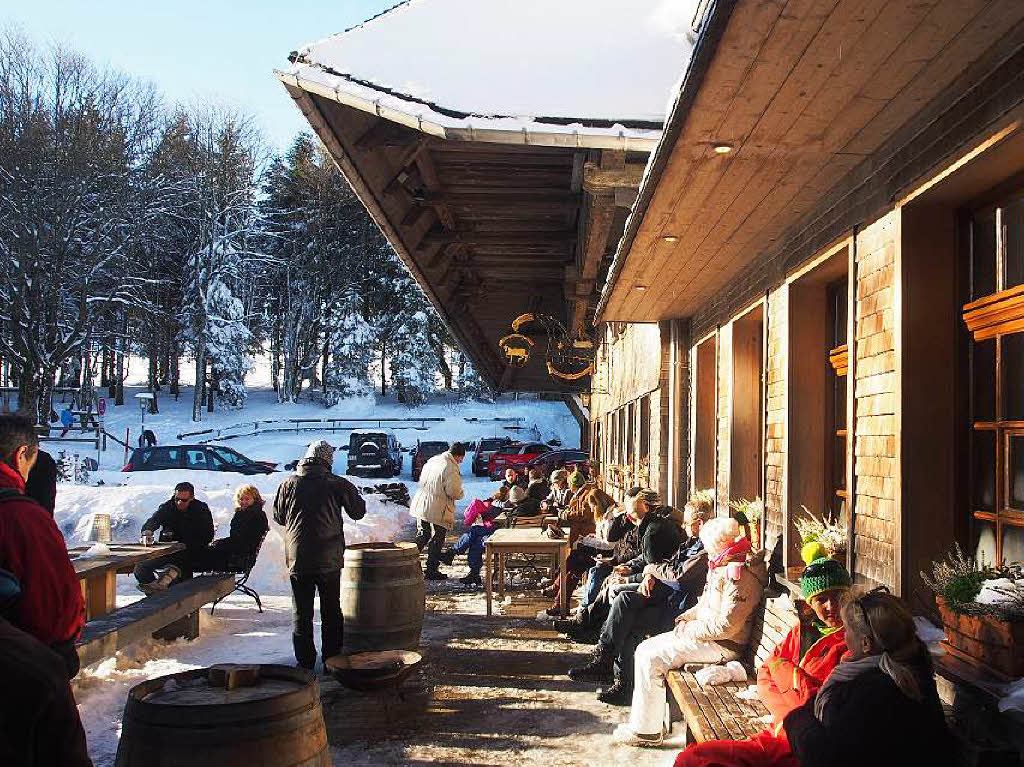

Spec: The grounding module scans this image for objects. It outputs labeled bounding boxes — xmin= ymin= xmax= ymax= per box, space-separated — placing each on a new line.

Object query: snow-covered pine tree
xmin=325 ymin=288 xmax=374 ymax=402
xmin=456 ymin=354 xmax=495 ymax=402
xmin=389 ymin=307 xmax=440 ymax=406
xmin=205 ymin=274 xmax=251 ymax=408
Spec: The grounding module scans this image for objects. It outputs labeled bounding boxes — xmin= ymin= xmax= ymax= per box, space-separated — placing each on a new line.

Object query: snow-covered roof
xmin=277 ymin=0 xmax=699 ymax=151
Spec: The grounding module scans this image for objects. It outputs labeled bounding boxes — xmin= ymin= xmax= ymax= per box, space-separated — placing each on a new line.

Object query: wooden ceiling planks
xmin=605 ymin=0 xmax=1023 ymax=323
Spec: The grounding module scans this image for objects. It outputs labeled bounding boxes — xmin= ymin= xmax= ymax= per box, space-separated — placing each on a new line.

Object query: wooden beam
xmin=582 ymin=161 xmax=646 ymax=191
xmin=354 ymin=118 xmax=417 ymax=150
xmin=416 ymin=188 xmax=579 ymax=201
xmin=423 ymin=230 xmax=576 ymax=246
xmin=415 ymin=150 xmax=457 ymax=230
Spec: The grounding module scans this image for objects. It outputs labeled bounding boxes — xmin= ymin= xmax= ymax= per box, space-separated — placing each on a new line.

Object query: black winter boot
xmin=439 ymin=548 xmax=457 ymax=566
xmin=567 ymin=646 xmax=614 ymax=683
xmin=424 ymin=570 xmax=448 ymax=581
xmin=597 ymin=677 xmax=631 ymax=705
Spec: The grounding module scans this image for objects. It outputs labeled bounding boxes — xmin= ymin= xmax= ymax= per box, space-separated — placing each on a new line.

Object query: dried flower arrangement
xmin=729 ymin=497 xmax=763 ymax=525
xmin=922 ymin=544 xmax=1024 ymax=621
xmin=793 ymin=505 xmax=847 ymax=555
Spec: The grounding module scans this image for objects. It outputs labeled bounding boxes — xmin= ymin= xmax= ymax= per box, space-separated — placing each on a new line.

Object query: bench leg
xmin=153 ymin=610 xmax=199 ymax=641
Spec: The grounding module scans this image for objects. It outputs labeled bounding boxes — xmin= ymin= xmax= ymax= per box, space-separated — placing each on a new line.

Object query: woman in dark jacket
xmin=200 ymin=484 xmax=269 ymax=571
xmin=783 ymin=588 xmax=952 ymax=767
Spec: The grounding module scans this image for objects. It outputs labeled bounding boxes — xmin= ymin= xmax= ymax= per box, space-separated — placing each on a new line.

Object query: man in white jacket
xmin=411 ymin=442 xmax=466 ymax=580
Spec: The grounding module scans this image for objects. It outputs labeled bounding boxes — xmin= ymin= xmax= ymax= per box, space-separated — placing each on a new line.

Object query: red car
xmin=526 ymin=449 xmax=590 ymax=478
xmin=487 ymin=441 xmax=552 ymax=480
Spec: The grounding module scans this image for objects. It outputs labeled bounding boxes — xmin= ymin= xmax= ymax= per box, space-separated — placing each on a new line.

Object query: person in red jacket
xmin=0 ymin=415 xmax=85 ymax=678
xmin=674 ymin=544 xmax=852 ymax=767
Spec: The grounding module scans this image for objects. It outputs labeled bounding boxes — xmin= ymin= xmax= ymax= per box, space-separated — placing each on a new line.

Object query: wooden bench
xmin=666 ymin=592 xmax=799 ymax=744
xmin=76 ymin=574 xmax=235 ymax=669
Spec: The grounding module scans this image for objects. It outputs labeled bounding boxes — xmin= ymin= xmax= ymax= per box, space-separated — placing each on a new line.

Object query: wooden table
xmin=70 ymin=543 xmax=184 ymax=619
xmin=484 ymin=528 xmax=569 ymax=617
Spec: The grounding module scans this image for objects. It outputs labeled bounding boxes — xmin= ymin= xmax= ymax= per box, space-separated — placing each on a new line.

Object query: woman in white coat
xmin=411 ymin=442 xmax=466 ymax=580
xmin=613 ymin=516 xmax=769 ymax=746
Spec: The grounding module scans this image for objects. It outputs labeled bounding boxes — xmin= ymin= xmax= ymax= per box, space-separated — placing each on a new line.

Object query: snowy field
xmin=54 ymin=385 xmax=579 ymax=765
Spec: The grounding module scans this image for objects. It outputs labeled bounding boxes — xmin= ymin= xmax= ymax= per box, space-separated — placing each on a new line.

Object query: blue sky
xmin=3 ymin=0 xmax=396 ymax=152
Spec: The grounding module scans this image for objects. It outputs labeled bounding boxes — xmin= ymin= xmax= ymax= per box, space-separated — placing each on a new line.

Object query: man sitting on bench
xmin=567 ymin=500 xmax=712 ymax=704
xmin=134 ymin=482 xmax=214 ymax=594
xmin=674 ymin=543 xmax=851 ymax=767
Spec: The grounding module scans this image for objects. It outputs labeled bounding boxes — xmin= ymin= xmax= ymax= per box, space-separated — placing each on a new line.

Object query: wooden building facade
xmin=593 ymin=0 xmax=1024 ymax=613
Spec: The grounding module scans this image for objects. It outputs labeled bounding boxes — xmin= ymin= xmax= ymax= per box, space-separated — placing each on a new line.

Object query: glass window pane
xmin=973 ymin=519 xmax=997 ymax=568
xmin=972 ymin=338 xmax=996 ymax=421
xmin=972 ymin=430 xmax=996 ymax=512
xmin=972 ymin=210 xmax=997 ymax=299
xmin=1012 ymin=436 xmax=1024 ymax=511
xmin=1005 ymin=334 xmax=1024 ymax=420
xmin=1006 ymin=197 xmax=1024 ymax=289
xmin=1003 ymin=525 xmax=1024 ymax=566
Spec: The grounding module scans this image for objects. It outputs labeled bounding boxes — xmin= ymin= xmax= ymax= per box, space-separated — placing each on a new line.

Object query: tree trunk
xmin=435 ymin=344 xmax=453 ymax=390
xmin=207 ymin=363 xmax=215 ymax=413
xmin=380 ymin=343 xmax=387 ymax=397
xmin=170 ymin=347 xmax=180 ymax=398
xmin=192 ymin=346 xmax=205 ymax=422
xmin=114 ymin=323 xmax=126 ymax=406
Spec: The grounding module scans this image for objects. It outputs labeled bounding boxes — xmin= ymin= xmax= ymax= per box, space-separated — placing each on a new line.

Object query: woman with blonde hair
xmin=198 ymin=484 xmax=270 ymax=572
xmin=783 ymin=588 xmax=951 ymax=767
xmin=613 ymin=516 xmax=769 ymax=746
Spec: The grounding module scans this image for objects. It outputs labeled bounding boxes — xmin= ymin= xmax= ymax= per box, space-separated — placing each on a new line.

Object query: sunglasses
xmin=852 ymin=585 xmax=890 ymax=641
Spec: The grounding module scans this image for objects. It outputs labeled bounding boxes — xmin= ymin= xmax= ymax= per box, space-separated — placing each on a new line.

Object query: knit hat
xmin=626 ymin=486 xmax=659 ymax=505
xmin=508 ymin=485 xmax=528 ymax=504
xmin=304 ymin=439 xmax=335 ymax=466
xmin=800 ymin=542 xmax=852 ymax=600
xmin=551 ymin=469 xmax=568 ymax=484
xmin=568 ymin=470 xmax=585 ymax=489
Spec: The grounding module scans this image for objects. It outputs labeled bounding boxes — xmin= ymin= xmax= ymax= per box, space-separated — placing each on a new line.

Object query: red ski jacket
xmin=757 ymin=619 xmax=847 ymax=734
xmin=0 ymin=461 xmax=85 ymax=648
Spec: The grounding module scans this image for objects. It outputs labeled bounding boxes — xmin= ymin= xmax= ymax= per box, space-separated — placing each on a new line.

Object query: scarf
xmin=813 ymin=654 xmax=880 ymax=720
xmin=708 ymin=535 xmax=751 ymax=570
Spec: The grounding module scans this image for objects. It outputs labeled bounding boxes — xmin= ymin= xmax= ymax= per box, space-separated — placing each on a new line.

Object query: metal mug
xmin=140 ymin=530 xmax=154 ymax=546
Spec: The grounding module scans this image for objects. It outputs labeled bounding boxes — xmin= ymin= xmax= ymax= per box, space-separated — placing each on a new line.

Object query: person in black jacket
xmin=197 ymin=484 xmax=269 ymax=572
xmin=783 ymin=588 xmax=952 ymax=767
xmin=568 ymin=501 xmax=708 ymax=702
xmin=134 ymin=481 xmax=214 ymax=593
xmin=24 ymin=450 xmax=57 ymax=517
xmin=273 ymin=440 xmax=366 ymax=670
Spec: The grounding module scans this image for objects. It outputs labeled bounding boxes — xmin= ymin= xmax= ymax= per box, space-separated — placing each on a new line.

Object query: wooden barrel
xmin=341 ymin=541 xmax=425 ymax=652
xmin=114 ymin=665 xmax=329 ymax=767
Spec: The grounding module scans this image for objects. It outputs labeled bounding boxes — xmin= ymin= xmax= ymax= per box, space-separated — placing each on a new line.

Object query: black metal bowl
xmin=324 ymin=650 xmax=422 ymax=691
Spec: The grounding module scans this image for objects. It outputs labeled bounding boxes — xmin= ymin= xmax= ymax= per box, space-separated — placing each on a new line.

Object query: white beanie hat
xmin=508 ymin=485 xmax=528 ymax=504
xmin=304 ymin=440 xmax=335 ymax=466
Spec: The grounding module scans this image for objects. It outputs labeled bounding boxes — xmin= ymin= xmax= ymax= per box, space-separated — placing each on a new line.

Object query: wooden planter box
xmin=936 ymin=595 xmax=1024 ymax=680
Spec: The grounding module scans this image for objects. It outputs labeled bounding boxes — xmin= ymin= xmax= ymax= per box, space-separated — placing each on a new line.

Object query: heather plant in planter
xmin=922 ymin=545 xmax=1024 ymax=679
xmin=794 ymin=505 xmax=847 ymax=559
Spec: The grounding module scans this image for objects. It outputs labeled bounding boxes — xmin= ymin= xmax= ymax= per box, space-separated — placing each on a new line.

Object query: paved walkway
xmin=326 ymin=548 xmax=679 ymax=767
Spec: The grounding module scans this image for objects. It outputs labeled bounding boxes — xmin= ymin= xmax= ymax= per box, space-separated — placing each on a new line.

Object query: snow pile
xmin=283 ymin=0 xmax=699 ymax=142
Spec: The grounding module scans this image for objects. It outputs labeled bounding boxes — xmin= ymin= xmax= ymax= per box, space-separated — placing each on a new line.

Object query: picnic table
xmin=484 ymin=527 xmax=569 ymax=617
xmin=69 ymin=543 xmax=184 ymax=619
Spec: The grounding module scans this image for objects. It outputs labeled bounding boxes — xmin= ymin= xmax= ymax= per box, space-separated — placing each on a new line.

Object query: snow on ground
xmin=58 ymin=386 xmax=578 ymax=765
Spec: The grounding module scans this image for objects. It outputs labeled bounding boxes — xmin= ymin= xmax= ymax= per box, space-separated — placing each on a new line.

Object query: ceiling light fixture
xmin=713 ymin=143 xmax=733 ymax=154
xmin=634 ymin=285 xmax=648 ymax=292
xmin=662 ymin=235 xmax=679 ymax=243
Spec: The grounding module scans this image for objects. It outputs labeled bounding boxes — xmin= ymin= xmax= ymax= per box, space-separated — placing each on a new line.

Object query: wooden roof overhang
xmin=598 ymin=0 xmax=1024 ymax=323
xmin=277 ymin=78 xmax=652 ymax=392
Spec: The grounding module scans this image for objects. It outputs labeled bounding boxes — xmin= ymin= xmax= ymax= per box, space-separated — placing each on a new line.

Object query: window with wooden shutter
xmin=963 ymin=192 xmax=1024 ymax=566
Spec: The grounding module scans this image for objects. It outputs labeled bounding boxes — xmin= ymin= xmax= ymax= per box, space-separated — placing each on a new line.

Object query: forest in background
xmin=0 ymin=31 xmax=491 ymax=423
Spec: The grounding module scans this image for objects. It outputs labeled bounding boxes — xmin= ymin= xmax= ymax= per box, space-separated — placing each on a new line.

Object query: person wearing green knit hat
xmin=674 ymin=541 xmax=852 ymax=767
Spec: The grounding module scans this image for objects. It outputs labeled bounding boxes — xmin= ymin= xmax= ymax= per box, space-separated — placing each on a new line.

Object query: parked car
xmin=471 ymin=436 xmax=514 ymax=477
xmin=487 ymin=441 xmax=552 ymax=480
xmin=122 ymin=445 xmax=276 ymax=474
xmin=347 ymin=431 xmax=403 ymax=478
xmin=411 ymin=440 xmax=450 ymax=481
xmin=526 ymin=449 xmax=590 ymax=478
